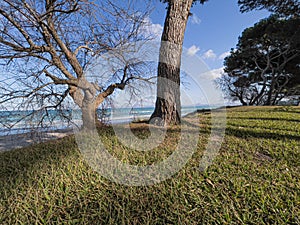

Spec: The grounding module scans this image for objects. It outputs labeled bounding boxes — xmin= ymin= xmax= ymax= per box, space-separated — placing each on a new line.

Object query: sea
xmin=0 ymin=105 xmax=209 ymax=136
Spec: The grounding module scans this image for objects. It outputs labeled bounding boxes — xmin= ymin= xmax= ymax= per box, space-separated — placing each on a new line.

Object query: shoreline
xmin=0 ymin=105 xmax=240 ymax=152
xmin=0 ymin=128 xmax=74 ymax=152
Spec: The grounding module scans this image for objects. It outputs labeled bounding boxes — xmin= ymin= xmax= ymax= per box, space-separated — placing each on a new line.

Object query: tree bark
xmin=240 ymin=98 xmax=248 ymax=106
xmin=82 ymin=100 xmax=97 ymax=131
xmin=71 ymin=80 xmax=100 ymax=131
xmin=252 ymin=82 xmax=267 ymax=105
xmin=150 ymin=0 xmax=194 ymax=126
xmin=266 ymin=76 xmax=276 ymax=105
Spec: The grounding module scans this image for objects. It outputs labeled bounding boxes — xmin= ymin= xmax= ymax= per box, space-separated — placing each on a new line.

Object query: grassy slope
xmin=0 ymin=106 xmax=299 ymax=224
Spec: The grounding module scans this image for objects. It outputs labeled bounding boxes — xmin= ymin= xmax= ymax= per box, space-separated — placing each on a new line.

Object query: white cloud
xmin=191 ymin=14 xmax=201 ymax=25
xmin=140 ymin=17 xmax=163 ymax=39
xmin=187 ymin=45 xmax=200 ymax=56
xmin=218 ymin=51 xmax=230 ymax=60
xmin=199 ymin=67 xmax=224 ymax=80
xmin=203 ymin=49 xmax=217 ymax=59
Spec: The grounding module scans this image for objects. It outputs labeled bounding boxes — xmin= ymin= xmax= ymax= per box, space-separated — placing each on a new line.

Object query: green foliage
xmin=0 ymin=107 xmax=299 ymax=224
xmin=223 ymin=15 xmax=300 ymax=105
xmin=238 ymin=0 xmax=300 ymax=18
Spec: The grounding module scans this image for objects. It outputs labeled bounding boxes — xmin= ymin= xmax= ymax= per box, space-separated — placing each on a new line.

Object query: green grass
xmin=0 ymin=106 xmax=299 ymax=224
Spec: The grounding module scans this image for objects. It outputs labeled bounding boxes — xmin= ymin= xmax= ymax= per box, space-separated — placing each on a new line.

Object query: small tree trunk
xmin=265 ymin=74 xmax=279 ymax=106
xmin=150 ymin=0 xmax=194 ymax=126
xmin=238 ymin=97 xmax=248 ymax=106
xmin=252 ymin=82 xmax=267 ymax=105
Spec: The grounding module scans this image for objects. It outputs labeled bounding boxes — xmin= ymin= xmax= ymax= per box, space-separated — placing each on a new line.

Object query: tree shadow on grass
xmin=227 ymin=116 xmax=300 ymax=123
xmin=0 ymin=135 xmax=78 ymax=183
xmin=227 ymin=120 xmax=300 ymax=133
xmin=0 ymin=126 xmax=208 ymax=224
xmin=0 ymin=122 xmax=299 ymax=224
xmin=225 ymin=126 xmax=300 ymax=141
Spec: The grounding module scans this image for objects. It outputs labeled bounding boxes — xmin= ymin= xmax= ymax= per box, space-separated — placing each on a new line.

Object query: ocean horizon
xmin=0 ymin=105 xmax=211 ymax=136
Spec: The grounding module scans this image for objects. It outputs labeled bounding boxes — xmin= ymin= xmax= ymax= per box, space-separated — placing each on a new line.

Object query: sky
xmin=146 ymin=0 xmax=271 ymax=71
xmin=0 ymin=0 xmax=272 ymax=110
xmin=112 ymin=0 xmax=272 ymax=107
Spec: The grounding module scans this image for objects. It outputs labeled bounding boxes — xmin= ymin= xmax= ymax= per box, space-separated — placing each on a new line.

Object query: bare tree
xmin=0 ymin=0 xmax=154 ymax=131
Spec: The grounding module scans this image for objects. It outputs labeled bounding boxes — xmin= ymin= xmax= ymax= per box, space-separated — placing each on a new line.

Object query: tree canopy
xmin=238 ymin=0 xmax=300 ymax=17
xmin=219 ymin=15 xmax=300 ymax=105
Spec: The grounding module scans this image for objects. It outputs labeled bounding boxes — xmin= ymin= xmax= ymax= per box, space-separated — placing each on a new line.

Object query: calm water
xmin=0 ymin=106 xmax=209 ymax=136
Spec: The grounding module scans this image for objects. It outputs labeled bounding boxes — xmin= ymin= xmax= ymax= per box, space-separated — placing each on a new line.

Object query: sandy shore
xmin=0 ymin=129 xmax=74 ymax=152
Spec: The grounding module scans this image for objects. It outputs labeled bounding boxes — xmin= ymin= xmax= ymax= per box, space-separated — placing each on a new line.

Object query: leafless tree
xmin=0 ymin=0 xmax=154 ymax=132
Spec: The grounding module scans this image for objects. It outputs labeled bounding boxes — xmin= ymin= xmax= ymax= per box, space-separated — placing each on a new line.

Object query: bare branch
xmin=0 ymin=0 xmax=154 ymax=130
xmin=74 ymin=45 xmax=93 ymax=56
xmin=44 ymin=69 xmax=78 ymax=86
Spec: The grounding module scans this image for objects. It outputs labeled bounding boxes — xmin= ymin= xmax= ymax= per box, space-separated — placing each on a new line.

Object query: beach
xmin=0 ymin=106 xmax=207 ymax=152
xmin=0 ymin=129 xmax=74 ymax=152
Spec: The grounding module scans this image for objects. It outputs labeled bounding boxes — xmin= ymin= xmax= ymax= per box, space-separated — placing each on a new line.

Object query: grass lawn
xmin=0 ymin=106 xmax=299 ymax=224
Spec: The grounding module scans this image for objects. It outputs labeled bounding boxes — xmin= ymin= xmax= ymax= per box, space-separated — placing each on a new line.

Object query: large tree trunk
xmin=81 ymin=100 xmax=97 ymax=131
xmin=150 ymin=0 xmax=194 ymax=126
xmin=73 ymin=81 xmax=99 ymax=131
xmin=80 ymin=88 xmax=99 ymax=130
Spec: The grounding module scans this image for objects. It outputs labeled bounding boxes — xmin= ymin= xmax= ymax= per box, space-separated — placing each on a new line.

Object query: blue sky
xmin=115 ymin=0 xmax=271 ymax=107
xmin=147 ymin=0 xmax=271 ymax=70
xmin=0 ymin=0 xmax=272 ymax=110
